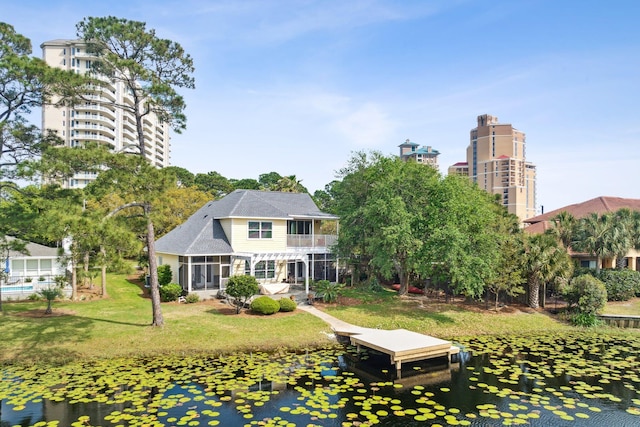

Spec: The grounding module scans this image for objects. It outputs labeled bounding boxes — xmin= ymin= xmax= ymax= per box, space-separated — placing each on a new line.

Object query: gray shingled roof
xmin=5 ymin=236 xmax=60 ymax=258
xmin=155 ymin=190 xmax=337 ymax=256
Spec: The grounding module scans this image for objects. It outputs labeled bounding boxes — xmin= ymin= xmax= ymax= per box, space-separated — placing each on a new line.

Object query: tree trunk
xmin=495 ymin=291 xmax=499 ymax=311
xmin=146 ymin=209 xmax=164 ymax=326
xmin=45 ymin=299 xmax=52 ymax=315
xmin=397 ymin=272 xmax=409 ymax=296
xmin=595 ymin=256 xmax=602 ymax=275
xmin=100 ymin=246 xmax=107 ymax=297
xmin=84 ymin=251 xmax=91 ymax=289
xmin=528 ymin=280 xmax=540 ymax=308
xmin=71 ymin=256 xmax=77 ymax=301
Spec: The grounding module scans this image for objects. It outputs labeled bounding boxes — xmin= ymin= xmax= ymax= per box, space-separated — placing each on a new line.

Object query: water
xmin=1 ymin=285 xmax=34 ymax=292
xmin=2 ymin=332 xmax=640 ymax=426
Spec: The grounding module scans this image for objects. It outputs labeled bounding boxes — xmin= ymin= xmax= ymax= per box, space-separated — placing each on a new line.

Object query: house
xmin=1 ymin=236 xmax=70 ymax=300
xmin=155 ymin=190 xmax=339 ymax=297
xmin=524 ymin=196 xmax=640 ymax=270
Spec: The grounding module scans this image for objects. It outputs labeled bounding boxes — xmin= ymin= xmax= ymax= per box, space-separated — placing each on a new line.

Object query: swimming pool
xmin=1 ymin=285 xmax=34 ymax=292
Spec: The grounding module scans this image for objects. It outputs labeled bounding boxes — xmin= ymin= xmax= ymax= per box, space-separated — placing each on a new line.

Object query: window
xmin=288 ymin=220 xmax=311 ymax=235
xmin=248 ymin=221 xmax=272 ymax=239
xmin=245 ymin=260 xmax=275 ymax=279
xmin=12 ymin=259 xmax=24 ymax=272
xmin=26 ymin=260 xmax=38 ymax=272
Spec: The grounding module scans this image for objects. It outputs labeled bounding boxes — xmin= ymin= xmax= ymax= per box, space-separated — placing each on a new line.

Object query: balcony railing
xmin=287 ymin=234 xmax=337 ymax=248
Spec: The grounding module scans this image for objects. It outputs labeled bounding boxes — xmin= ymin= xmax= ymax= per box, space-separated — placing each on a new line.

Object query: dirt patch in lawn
xmin=11 ymin=309 xmax=76 ymax=318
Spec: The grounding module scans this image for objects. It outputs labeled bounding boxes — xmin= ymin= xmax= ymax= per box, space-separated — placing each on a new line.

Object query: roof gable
xmin=524 ymin=196 xmax=640 ymax=234
xmin=5 ymin=236 xmax=60 ymax=258
xmin=155 ymin=190 xmax=337 ymax=255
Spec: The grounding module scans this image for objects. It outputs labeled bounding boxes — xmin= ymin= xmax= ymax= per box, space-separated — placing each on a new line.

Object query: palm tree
xmin=546 ymin=211 xmax=576 ymax=249
xmin=572 ymin=212 xmax=616 ymax=274
xmin=272 ymin=175 xmax=307 ymax=193
xmin=523 ymin=233 xmax=573 ymax=308
xmin=610 ymin=208 xmax=634 ymax=269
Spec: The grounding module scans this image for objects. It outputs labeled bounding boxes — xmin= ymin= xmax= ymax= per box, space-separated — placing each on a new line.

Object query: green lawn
xmin=327 ymin=291 xmax=574 ymax=339
xmin=2 ymin=276 xmax=637 ymax=366
xmin=0 ymin=274 xmax=333 ymax=365
xmin=604 ymin=298 xmax=640 ymax=315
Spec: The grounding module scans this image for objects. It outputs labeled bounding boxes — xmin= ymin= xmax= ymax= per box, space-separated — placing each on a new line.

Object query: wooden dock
xmin=335 ymin=327 xmax=459 ymax=373
xmin=296 ymin=304 xmax=460 ymax=374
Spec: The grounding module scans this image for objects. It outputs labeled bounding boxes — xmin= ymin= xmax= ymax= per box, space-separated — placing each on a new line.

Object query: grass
xmin=328 ymin=290 xmax=574 ymax=339
xmin=0 ymin=274 xmax=333 ymax=365
xmin=604 ymin=298 xmax=640 ymax=315
xmin=2 ymin=275 xmax=637 ymax=366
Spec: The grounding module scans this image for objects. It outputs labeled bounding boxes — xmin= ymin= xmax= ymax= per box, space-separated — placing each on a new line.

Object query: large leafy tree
xmin=152 ymin=186 xmax=212 ymax=238
xmin=422 ymin=175 xmax=503 ymax=299
xmin=76 ymin=16 xmax=195 ymax=156
xmin=258 ymin=172 xmax=283 ymax=190
xmin=332 ymin=151 xmax=385 ymax=286
xmin=230 ymin=178 xmax=261 ymax=191
xmin=523 ymin=233 xmax=573 ymax=308
xmin=362 ymin=156 xmax=438 ymax=295
xmin=164 ymin=166 xmax=195 ymax=188
xmin=194 ymin=171 xmax=233 ymax=197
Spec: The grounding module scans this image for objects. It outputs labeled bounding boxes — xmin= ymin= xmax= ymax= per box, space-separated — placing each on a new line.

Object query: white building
xmin=41 ymin=39 xmax=170 ymax=188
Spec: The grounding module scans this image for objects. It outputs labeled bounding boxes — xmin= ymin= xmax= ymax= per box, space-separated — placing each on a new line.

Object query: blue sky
xmin=4 ymin=0 xmax=640 ymax=212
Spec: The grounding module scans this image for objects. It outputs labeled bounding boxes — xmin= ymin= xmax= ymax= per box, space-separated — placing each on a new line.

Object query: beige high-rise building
xmin=41 ymin=39 xmax=170 ymax=188
xmin=455 ymin=114 xmax=536 ymax=220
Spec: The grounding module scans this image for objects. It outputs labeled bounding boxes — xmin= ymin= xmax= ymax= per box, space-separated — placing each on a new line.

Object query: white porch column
xmin=304 ymin=258 xmax=310 ymax=295
xmin=187 ymin=256 xmax=192 ymax=293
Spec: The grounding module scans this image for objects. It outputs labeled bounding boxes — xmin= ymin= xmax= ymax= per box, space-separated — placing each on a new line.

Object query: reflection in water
xmin=2 ymin=333 xmax=640 ymax=426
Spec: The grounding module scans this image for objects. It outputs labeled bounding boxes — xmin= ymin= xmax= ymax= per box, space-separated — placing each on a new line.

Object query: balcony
xmin=287 ymin=234 xmax=337 ymax=249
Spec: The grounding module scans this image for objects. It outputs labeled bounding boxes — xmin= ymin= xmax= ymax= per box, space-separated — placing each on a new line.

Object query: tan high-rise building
xmin=41 ymin=39 xmax=170 ymax=188
xmin=456 ymin=114 xmax=536 ymax=220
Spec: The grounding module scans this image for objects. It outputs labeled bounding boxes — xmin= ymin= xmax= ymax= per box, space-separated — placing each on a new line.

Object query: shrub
xmin=597 ymin=269 xmax=640 ymax=300
xmin=367 ymin=277 xmax=384 ymax=292
xmin=38 ymin=286 xmax=64 ymax=314
xmin=184 ymin=293 xmax=200 ymax=304
xmin=314 ymin=280 xmax=345 ymax=303
xmin=251 ymin=296 xmax=280 ymax=315
xmin=226 ymin=275 xmax=259 ymax=314
xmin=27 ymin=293 xmax=41 ymax=301
xmin=571 ymin=312 xmax=601 ymax=327
xmin=563 ymin=274 xmax=607 ymax=316
xmin=278 ymin=297 xmax=297 ymax=312
xmin=157 ymin=265 xmax=173 ymax=287
xmin=159 ymin=283 xmax=183 ymax=302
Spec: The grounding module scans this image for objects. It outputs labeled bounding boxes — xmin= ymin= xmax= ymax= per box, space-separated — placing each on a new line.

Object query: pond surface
xmin=2 ymin=332 xmax=640 ymax=426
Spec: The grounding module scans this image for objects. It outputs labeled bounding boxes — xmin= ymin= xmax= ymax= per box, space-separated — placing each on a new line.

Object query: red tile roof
xmin=524 ymin=196 xmax=640 ymax=234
